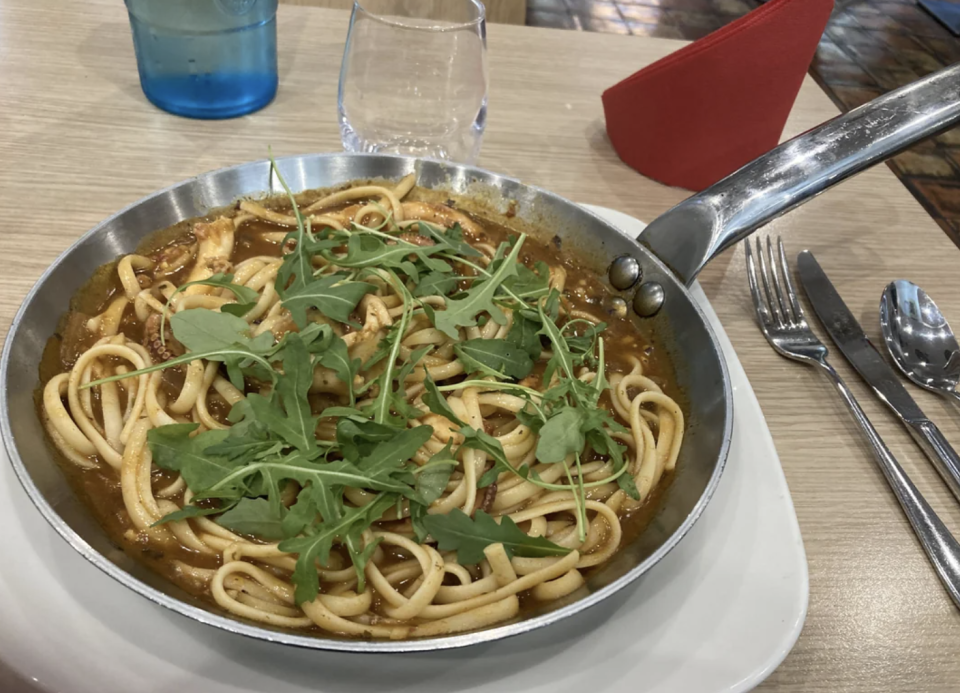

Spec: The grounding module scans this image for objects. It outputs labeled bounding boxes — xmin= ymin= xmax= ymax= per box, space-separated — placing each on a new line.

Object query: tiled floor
xmin=527 ymin=0 xmax=960 ymax=248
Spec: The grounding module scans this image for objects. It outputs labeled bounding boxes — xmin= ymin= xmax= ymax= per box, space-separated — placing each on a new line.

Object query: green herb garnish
xmin=422 ymin=509 xmax=571 ymax=565
xmin=81 ymin=166 xmax=637 ymax=605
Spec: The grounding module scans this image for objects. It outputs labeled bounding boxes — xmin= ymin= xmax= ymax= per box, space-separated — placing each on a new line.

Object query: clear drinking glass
xmin=338 ymin=0 xmax=489 ymax=163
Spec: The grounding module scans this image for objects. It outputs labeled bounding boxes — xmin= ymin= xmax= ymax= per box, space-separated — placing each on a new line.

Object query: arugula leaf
xmin=158 ymin=273 xmax=260 ymax=338
xmin=321 ymin=230 xmax=450 ymax=274
xmin=275 ymin=333 xmax=319 ymax=453
xmin=281 ymin=484 xmax=325 ymax=537
xmin=414 ymin=271 xmax=462 ymax=298
xmin=391 ymin=345 xmax=432 ymax=408
xmin=422 ymin=373 xmax=465 ymax=427
xmin=617 ymin=470 xmax=641 ymax=500
xmin=154 ymin=501 xmax=233 ymax=525
xmin=454 ymin=339 xmax=534 ymax=380
xmin=460 ymin=426 xmax=513 ymax=488
xmin=336 ymin=417 xmax=401 ymax=462
xmin=584 ymin=420 xmax=638 ymax=500
xmin=580 ymin=406 xmax=627 ymax=437
xmin=243 ymin=394 xmax=317 ymax=455
xmin=268 ymin=153 xmax=318 ymax=299
xmin=358 ymin=426 xmax=433 ymax=476
xmin=506 ymin=313 xmax=543 ymax=360
xmin=170 ymin=309 xmax=256 ymax=353
xmin=410 ymin=501 xmax=430 ymax=543
xmin=515 ymin=405 xmax=545 ymax=435
xmin=415 ymin=221 xmax=482 ymax=258
xmin=282 ymin=274 xmax=376 ymax=328
xmin=221 ymin=302 xmax=258 ymax=318
xmin=201 ymin=453 xmax=415 ymax=499
xmin=296 ymin=477 xmax=378 ymax=592
xmin=397 ymin=344 xmax=433 ymax=392
xmin=367 ymin=279 xmax=414 ymax=426
xmin=83 ymin=341 xmax=276 ymax=392
xmin=587 ymin=336 xmax=609 ymax=408
xmin=217 ymin=497 xmax=287 ymax=540
xmin=296 ymin=322 xmax=336 ymax=354
xmin=536 ymin=408 xmax=585 ymax=463
xmin=275 ymin=227 xmax=316 ymax=299
xmin=366 ymin=342 xmax=430 ymax=426
xmin=566 ymin=322 xmax=607 ymax=359
xmin=163 ymin=308 xmax=279 ymax=389
xmin=538 ymin=303 xmax=578 ymax=387
xmin=280 ymin=492 xmax=395 ymax=604
xmin=147 ymin=424 xmax=244 ymax=495
xmin=315 ymin=334 xmax=360 ymax=406
xmin=544 ymin=289 xmax=562 ymax=322
xmin=347 ymin=533 xmax=383 ymax=593
xmin=415 ymin=441 xmax=457 ymax=505
xmin=205 ymin=422 xmax=279 ymax=462
xmin=422 ymin=509 xmax=569 ymax=565
xmin=432 ymin=235 xmax=525 ymax=339
xmin=320 ymin=406 xmax=364 ymax=419
xmin=178 ymin=273 xmax=259 ymax=304
xmin=502 ymin=261 xmax=550 ymax=301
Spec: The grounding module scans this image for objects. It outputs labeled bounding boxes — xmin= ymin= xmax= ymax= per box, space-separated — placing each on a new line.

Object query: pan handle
xmin=638 ymin=62 xmax=960 ymax=286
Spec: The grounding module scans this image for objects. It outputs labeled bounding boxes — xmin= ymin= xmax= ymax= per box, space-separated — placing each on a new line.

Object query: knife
xmin=797 ymin=250 xmax=960 ymax=502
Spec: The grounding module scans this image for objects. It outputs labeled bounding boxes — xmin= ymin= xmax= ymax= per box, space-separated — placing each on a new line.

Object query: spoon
xmin=880 ymin=280 xmax=960 ymax=405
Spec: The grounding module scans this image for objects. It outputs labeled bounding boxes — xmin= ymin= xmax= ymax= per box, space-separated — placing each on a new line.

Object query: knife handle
xmin=906 ymin=419 xmax=960 ymax=503
xmin=818 ymin=360 xmax=960 ymax=609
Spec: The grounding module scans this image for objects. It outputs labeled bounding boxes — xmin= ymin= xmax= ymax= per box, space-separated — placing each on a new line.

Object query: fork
xmin=745 ymin=237 xmax=960 ymax=610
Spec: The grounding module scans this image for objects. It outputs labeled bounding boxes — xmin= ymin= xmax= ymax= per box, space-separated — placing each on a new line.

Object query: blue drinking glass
xmin=124 ymin=0 xmax=279 ymax=119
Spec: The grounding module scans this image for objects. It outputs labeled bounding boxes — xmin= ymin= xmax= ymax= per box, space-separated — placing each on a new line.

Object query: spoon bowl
xmin=880 ymin=280 xmax=960 ymax=404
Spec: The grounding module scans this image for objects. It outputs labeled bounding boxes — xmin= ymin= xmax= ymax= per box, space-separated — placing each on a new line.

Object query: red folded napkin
xmin=602 ymin=0 xmax=833 ymax=191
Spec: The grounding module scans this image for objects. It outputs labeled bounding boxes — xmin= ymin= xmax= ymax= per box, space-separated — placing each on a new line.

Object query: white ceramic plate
xmin=0 ymin=206 xmax=808 ymax=693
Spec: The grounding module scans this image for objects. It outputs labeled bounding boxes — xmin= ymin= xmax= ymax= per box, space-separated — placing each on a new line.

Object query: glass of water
xmin=125 ymin=0 xmax=278 ymax=119
xmin=338 ymin=0 xmax=489 ymax=164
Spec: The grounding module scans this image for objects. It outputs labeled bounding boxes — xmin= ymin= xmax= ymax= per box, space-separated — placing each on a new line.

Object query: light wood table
xmin=280 ymin=0 xmax=528 ymax=26
xmin=1 ymin=1 xmax=959 ymax=690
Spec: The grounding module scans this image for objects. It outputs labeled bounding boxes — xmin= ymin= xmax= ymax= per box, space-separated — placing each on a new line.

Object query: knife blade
xmin=797 ymin=250 xmax=925 ymax=420
xmin=797 ymin=249 xmax=960 ymax=502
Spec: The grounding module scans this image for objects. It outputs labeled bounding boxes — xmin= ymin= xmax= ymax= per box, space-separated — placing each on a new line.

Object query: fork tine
xmin=766 ymin=236 xmax=792 ymax=324
xmin=744 ymin=240 xmax=771 ymax=325
xmin=756 ymin=238 xmax=785 ymax=327
xmin=776 ymin=237 xmax=804 ymax=322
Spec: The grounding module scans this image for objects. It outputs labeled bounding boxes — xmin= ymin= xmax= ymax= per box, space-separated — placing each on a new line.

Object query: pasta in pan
xmin=40 ymin=171 xmax=683 ymax=640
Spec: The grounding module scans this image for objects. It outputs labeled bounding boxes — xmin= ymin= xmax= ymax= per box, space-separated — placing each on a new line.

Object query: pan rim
xmin=0 ymin=152 xmax=733 ymax=653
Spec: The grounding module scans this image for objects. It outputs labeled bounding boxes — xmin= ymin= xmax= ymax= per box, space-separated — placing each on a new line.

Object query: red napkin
xmin=602 ymin=0 xmax=833 ymax=191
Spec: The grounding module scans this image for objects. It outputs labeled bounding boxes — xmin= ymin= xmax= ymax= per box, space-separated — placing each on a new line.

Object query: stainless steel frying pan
xmin=2 ymin=64 xmax=958 ymax=653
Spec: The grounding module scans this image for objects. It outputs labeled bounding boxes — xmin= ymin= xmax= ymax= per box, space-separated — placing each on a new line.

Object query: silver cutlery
xmin=745 ymin=237 xmax=960 ymax=609
xmin=797 ymin=253 xmax=960 ymax=502
xmin=880 ymin=280 xmax=960 ymax=406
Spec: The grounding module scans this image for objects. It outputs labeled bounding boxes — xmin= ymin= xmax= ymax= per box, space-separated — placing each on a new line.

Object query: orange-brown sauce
xmin=37 ymin=188 xmax=680 ymax=630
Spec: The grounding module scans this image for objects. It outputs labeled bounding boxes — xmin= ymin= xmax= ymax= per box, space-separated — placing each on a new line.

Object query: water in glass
xmin=338 ymin=0 xmax=489 ymax=163
xmin=125 ymin=0 xmax=278 ymax=119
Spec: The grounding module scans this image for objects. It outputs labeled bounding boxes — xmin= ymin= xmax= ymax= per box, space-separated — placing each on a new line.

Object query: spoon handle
xmin=906 ymin=420 xmax=960 ymax=503
xmin=818 ymin=360 xmax=960 ymax=609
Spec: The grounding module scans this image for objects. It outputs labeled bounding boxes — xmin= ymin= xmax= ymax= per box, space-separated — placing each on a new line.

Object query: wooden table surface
xmin=1 ymin=1 xmax=959 ymax=690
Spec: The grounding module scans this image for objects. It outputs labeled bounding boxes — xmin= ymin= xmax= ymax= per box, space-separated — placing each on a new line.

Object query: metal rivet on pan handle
xmin=633 ymin=282 xmax=664 ymax=317
xmin=609 ymin=255 xmax=641 ymax=290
